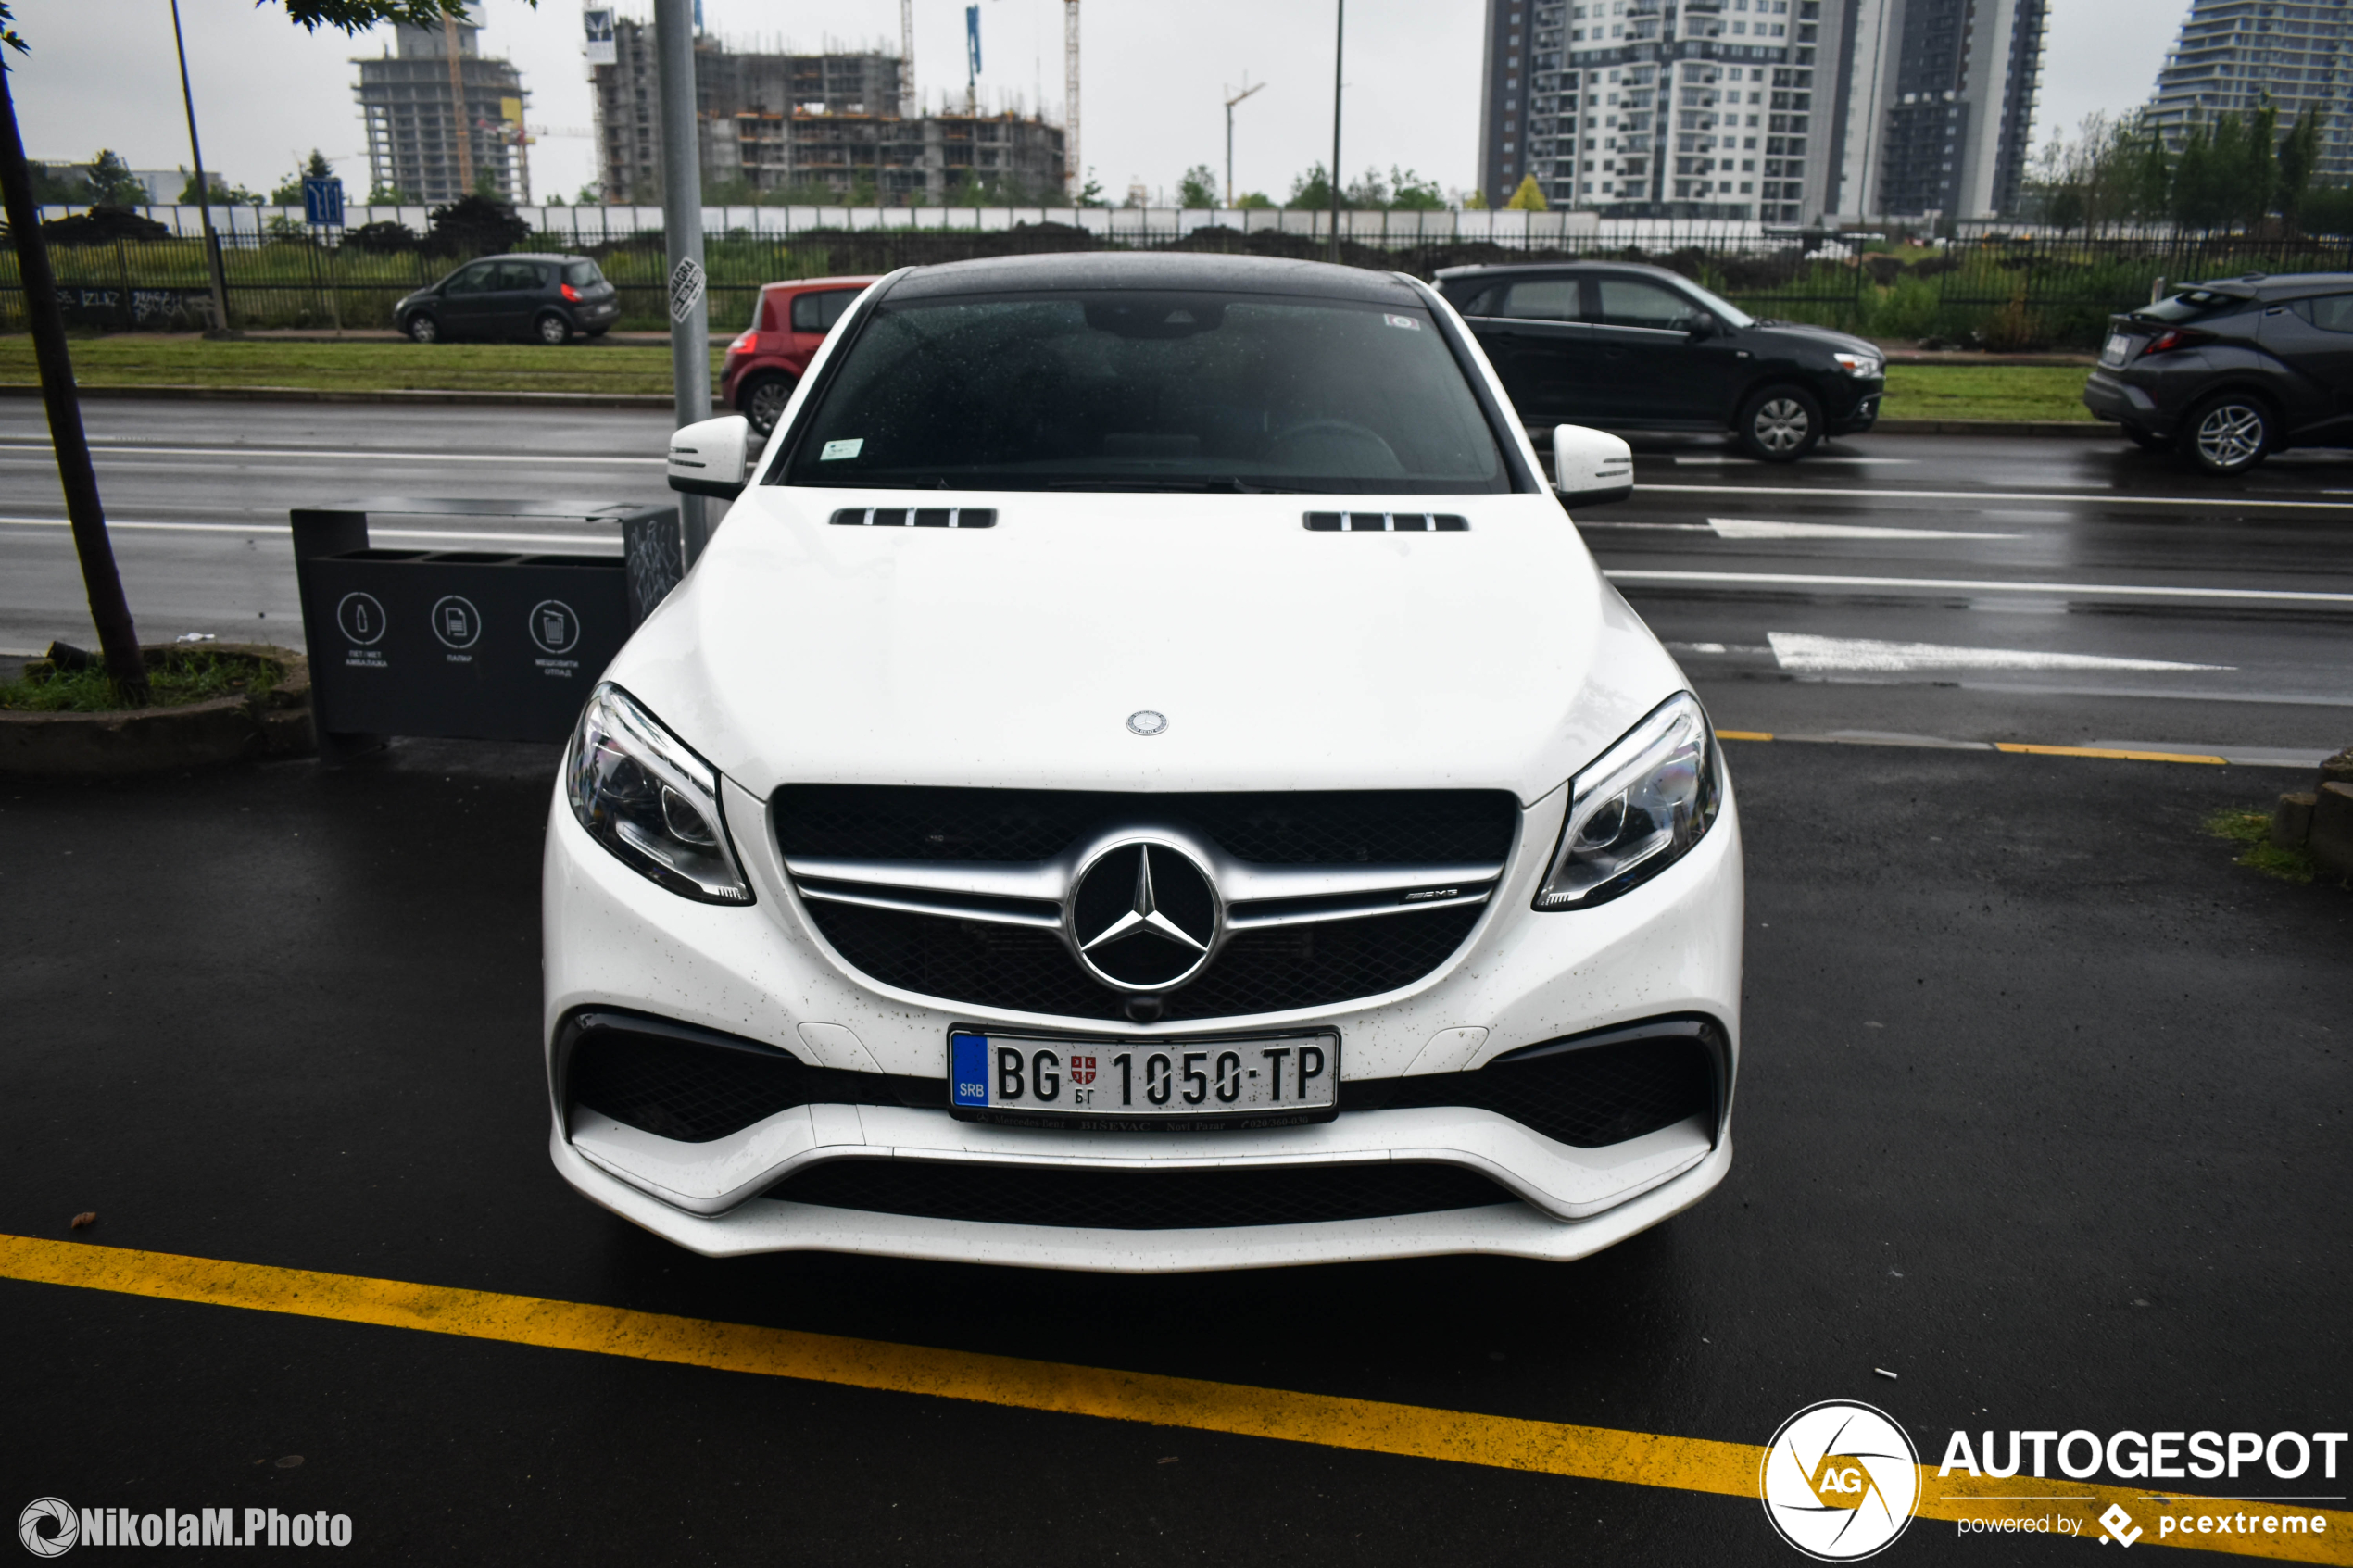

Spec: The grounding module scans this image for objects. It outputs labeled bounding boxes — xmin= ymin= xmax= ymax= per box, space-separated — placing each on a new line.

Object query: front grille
xmin=802 ymin=899 xmax=1486 ymax=1022
xmin=778 ymin=786 xmax=1513 ymax=1021
xmin=767 ymin=1158 xmax=1518 ymax=1229
xmin=774 ymin=786 xmax=1516 ymax=866
xmin=1375 ymin=1033 xmax=1716 ymax=1148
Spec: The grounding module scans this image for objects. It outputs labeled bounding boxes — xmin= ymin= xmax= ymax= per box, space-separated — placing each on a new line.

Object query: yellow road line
xmin=1716 ymin=729 xmax=1775 ymax=742
xmin=1995 ymin=741 xmax=2231 ymax=764
xmin=3 ymin=1236 xmax=2346 ymax=1562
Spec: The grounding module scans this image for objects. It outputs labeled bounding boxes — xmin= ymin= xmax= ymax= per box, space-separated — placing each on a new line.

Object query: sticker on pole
xmin=668 ymin=257 xmax=706 ymax=322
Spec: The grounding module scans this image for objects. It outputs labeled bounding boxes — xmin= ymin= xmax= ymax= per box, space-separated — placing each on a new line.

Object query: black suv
xmin=1435 ymin=261 xmax=1884 ymax=461
xmin=395 ymin=253 xmax=620 ymax=345
xmin=2082 ymin=273 xmax=2353 ymax=474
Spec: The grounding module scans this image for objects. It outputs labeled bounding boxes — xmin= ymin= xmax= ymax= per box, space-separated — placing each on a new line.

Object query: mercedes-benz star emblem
xmin=1068 ymin=841 xmax=1219 ymax=992
xmin=1126 ymin=710 xmax=1168 ymax=736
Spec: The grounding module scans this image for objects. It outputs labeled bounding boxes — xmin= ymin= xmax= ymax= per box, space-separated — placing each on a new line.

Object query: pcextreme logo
xmin=1759 ymin=1400 xmax=1924 ymax=1561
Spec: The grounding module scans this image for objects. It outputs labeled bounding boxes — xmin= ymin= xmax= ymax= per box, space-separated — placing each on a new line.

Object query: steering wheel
xmin=1265 ymin=419 xmax=1404 ymax=471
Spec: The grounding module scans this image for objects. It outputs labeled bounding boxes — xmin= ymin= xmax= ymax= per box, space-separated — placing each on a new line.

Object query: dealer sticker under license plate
xmin=950 ymin=1030 xmax=1339 ymax=1127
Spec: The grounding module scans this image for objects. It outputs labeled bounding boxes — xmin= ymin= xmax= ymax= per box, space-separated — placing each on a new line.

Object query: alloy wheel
xmin=406 ymin=315 xmax=437 ymax=344
xmin=746 ymin=379 xmax=795 ymax=434
xmin=1752 ymin=397 xmax=1810 ymax=455
xmin=536 ymin=314 xmax=570 ymax=345
xmin=2194 ymin=403 xmax=2265 ymax=470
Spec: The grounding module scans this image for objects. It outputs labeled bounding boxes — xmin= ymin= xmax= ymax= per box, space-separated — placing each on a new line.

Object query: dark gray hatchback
xmin=1435 ymin=261 xmax=1884 ymax=461
xmin=2082 ymin=272 xmax=2353 ymax=474
xmin=395 ymin=253 xmax=621 ymax=345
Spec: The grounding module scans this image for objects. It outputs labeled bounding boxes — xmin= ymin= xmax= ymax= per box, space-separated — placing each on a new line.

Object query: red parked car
xmin=720 ymin=275 xmax=881 ymax=434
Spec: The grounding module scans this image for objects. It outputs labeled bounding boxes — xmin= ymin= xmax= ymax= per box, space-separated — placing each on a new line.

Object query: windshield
xmin=1676 ymin=277 xmax=1755 ymax=330
xmin=776 ymin=290 xmax=1512 ymax=493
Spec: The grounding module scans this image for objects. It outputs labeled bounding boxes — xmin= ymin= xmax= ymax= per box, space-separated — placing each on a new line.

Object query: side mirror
xmin=666 ymin=415 xmax=753 ymax=501
xmin=1552 ymin=424 xmax=1634 ymax=507
xmin=1688 ymin=310 xmax=1718 ymax=337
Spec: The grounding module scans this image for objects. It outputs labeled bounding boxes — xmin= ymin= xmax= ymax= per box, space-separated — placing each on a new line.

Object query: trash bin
xmin=291 ymin=498 xmax=684 ymax=754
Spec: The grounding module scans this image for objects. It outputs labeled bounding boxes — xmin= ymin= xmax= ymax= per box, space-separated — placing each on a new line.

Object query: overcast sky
xmin=11 ymin=0 xmax=2190 ymax=204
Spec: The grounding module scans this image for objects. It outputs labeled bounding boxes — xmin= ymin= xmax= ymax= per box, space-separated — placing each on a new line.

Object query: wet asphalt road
xmin=4 ymin=400 xmax=2352 ymax=752
xmin=2 ymin=738 xmax=2347 ymax=1564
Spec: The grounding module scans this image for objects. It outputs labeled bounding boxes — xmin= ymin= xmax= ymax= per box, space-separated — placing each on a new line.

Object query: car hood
xmin=605 ymin=487 xmax=1692 ymax=805
xmin=1754 ymin=320 xmax=1880 ymax=358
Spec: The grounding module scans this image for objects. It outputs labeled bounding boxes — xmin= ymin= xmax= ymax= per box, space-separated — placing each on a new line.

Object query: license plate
xmin=2101 ymin=333 xmax=2133 ymax=367
xmin=949 ymin=1029 xmax=1340 ymax=1129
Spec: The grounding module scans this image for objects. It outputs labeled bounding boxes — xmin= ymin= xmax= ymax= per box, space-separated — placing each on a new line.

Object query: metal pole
xmin=1328 ymin=0 xmax=1343 ymax=263
xmin=1223 ymin=78 xmax=1263 ymax=210
xmin=655 ymin=0 xmax=711 ymax=560
xmin=167 ymin=0 xmax=232 ymax=335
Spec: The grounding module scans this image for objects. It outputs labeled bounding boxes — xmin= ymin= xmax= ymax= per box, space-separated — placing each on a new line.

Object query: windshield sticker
xmin=1383 ymin=314 xmax=1422 ymax=331
xmin=818 ymin=438 xmax=864 ymax=461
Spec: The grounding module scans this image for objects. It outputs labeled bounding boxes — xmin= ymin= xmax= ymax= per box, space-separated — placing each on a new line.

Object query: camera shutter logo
xmin=19 ymin=1498 xmax=78 ymax=1558
xmin=1757 ymin=1400 xmax=1921 ymax=1561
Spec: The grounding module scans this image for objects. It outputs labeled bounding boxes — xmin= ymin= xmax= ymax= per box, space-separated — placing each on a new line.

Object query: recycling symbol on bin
xmin=529 ymin=600 xmax=582 ymax=655
xmin=335 ymin=592 xmax=387 ymax=646
xmin=431 ymin=595 xmax=483 ymax=649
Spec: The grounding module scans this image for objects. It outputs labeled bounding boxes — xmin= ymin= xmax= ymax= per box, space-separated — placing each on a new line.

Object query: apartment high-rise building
xmin=1479 ymin=0 xmax=2045 ymax=222
xmin=2147 ymin=0 xmax=2352 ymax=183
xmin=353 ymin=20 xmax=531 ymax=205
xmin=593 ymin=20 xmax=1064 ymax=206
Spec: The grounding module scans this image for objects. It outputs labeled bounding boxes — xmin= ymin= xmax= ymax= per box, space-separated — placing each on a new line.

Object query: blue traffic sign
xmin=302 ymin=177 xmax=346 ymax=228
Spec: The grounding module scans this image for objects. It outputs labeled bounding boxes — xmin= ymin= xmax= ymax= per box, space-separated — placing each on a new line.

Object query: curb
xmin=1870 ymin=418 xmax=2110 ymax=437
xmin=0 ymin=643 xmax=314 ymax=776
xmin=0 ymin=383 xmax=678 ymax=410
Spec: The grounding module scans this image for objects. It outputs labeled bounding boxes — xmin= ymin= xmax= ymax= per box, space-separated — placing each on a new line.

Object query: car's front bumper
xmin=544 ymin=761 xmax=1745 ymax=1269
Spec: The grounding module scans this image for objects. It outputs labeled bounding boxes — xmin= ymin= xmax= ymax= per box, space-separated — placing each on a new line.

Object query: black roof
xmin=884 ymin=251 xmax=1422 ymax=305
xmin=1432 ymin=260 xmax=1692 ymax=286
xmin=2183 ymin=271 xmax=2353 ymax=301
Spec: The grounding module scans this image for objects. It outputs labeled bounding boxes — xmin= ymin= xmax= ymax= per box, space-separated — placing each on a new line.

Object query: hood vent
xmin=831 ymin=507 xmax=997 ymax=529
xmin=1304 ymin=511 xmax=1468 ymax=533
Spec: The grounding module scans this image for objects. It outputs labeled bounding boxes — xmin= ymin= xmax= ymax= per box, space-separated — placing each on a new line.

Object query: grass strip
xmin=0 ymin=650 xmax=281 ymax=713
xmin=2204 ymin=807 xmax=2317 ymax=884
xmin=0 ymin=337 xmax=718 ymax=397
xmin=1880 ymin=364 xmax=2098 ymax=422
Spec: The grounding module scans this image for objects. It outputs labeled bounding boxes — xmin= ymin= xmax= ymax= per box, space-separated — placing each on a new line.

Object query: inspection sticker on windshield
xmin=818 ymin=438 xmax=864 ymax=461
xmin=948 ymin=1028 xmax=1340 ymax=1129
xmin=1383 ymin=313 xmax=1421 ymax=331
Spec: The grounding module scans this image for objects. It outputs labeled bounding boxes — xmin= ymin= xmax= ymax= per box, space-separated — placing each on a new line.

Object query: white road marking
xmin=0 ymin=518 xmax=616 ymax=548
xmin=1605 ymin=569 xmax=2353 ymax=605
xmin=1670 ymin=455 xmax=1915 ymax=465
xmin=1768 ymin=632 xmax=2232 ymax=673
xmin=1642 ymin=483 xmax=2353 ymax=511
xmin=0 ymin=442 xmax=662 ymax=465
xmin=1706 ymin=517 xmax=2020 ymax=541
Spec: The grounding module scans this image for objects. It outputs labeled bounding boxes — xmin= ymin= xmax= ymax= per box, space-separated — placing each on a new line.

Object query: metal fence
xmin=7 ymin=226 xmax=2353 ymax=347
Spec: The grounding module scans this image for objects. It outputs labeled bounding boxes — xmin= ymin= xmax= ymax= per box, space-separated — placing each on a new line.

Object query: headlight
xmin=565 ymin=683 xmax=752 ymax=905
xmin=1833 ymin=351 xmax=1882 ymax=378
xmin=1535 ymin=692 xmax=1721 ymax=910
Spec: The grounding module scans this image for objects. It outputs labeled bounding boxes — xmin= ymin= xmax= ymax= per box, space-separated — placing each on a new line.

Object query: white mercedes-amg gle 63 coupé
xmin=543 ymin=251 xmax=1743 ymax=1271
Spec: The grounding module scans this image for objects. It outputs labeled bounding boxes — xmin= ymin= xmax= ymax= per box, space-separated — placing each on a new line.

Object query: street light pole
xmin=1223 ymin=77 xmax=1264 ymax=209
xmin=167 ymin=0 xmax=232 ymax=334
xmin=654 ymin=0 xmax=711 ymax=561
xmin=1327 ymin=0 xmax=1343 ymax=263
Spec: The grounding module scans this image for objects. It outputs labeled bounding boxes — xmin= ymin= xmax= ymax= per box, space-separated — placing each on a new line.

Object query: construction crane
xmin=900 ymin=0 xmax=917 ymax=117
xmin=1223 ymin=76 xmax=1265 ymax=208
xmin=1063 ymin=0 xmax=1080 ymax=197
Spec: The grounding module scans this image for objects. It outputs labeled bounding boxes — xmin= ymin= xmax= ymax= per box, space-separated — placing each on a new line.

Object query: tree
xmin=1075 ymin=168 xmax=1105 ymax=207
xmin=424 ymin=192 xmax=528 ymax=256
xmin=181 ymin=168 xmax=257 ymax=205
xmin=1462 ymin=186 xmax=1488 ymax=210
xmin=2277 ymin=106 xmax=2322 ymax=232
xmin=1504 ymin=173 xmax=1548 ymax=210
xmin=366 ymin=180 xmax=415 ymax=204
xmin=271 ymin=149 xmax=333 ymax=206
xmin=1233 ymin=190 xmax=1275 ymax=209
xmin=1388 ymin=167 xmax=1445 ymax=211
xmin=1286 ymin=162 xmax=1340 ymax=210
xmin=1176 ymin=163 xmax=1218 ymax=208
xmin=82 ymin=149 xmax=147 ymax=205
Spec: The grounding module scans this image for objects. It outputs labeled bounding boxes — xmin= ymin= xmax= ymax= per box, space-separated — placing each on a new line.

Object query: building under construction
xmin=592 ymin=20 xmax=1066 ymax=205
xmin=353 ymin=20 xmax=531 ymax=205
